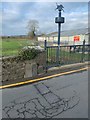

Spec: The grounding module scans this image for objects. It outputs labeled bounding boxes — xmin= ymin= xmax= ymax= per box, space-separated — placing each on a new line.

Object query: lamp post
xmin=55 ymin=4 xmax=65 ymax=65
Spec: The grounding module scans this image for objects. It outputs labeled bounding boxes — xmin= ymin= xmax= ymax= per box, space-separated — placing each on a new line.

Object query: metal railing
xmin=45 ymin=43 xmax=90 ymax=68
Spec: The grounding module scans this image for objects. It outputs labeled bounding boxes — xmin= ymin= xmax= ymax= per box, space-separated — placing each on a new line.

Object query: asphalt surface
xmin=1 ymin=70 xmax=88 ymax=118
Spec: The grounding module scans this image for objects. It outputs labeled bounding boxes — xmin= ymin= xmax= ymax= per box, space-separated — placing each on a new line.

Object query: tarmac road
xmin=1 ymin=70 xmax=88 ymax=118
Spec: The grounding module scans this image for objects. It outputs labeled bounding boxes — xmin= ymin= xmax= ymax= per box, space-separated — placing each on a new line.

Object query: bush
xmin=19 ymin=48 xmax=40 ymax=60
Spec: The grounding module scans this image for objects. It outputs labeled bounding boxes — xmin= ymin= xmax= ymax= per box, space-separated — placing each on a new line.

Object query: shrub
xmin=19 ymin=48 xmax=40 ymax=60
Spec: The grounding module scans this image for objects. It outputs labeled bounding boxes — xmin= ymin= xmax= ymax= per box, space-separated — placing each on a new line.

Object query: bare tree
xmin=27 ymin=20 xmax=39 ymax=40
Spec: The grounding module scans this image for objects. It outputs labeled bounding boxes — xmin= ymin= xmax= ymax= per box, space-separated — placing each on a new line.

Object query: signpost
xmin=55 ymin=3 xmax=65 ymax=65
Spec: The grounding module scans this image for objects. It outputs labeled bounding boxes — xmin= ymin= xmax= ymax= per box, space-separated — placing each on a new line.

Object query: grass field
xmin=1 ymin=38 xmax=38 ymax=56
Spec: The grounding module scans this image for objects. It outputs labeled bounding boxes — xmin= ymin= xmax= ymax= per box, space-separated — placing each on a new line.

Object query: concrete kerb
xmin=48 ymin=61 xmax=90 ymax=74
xmin=47 ymin=62 xmax=90 ymax=75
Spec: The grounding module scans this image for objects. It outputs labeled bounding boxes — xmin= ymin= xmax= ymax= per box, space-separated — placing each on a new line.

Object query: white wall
xmin=38 ymin=34 xmax=89 ymax=45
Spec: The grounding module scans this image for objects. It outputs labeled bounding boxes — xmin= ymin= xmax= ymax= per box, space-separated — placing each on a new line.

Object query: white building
xmin=38 ymin=28 xmax=89 ymax=46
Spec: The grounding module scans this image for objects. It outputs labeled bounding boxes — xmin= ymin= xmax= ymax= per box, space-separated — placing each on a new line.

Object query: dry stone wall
xmin=2 ymin=56 xmax=25 ymax=82
xmin=1 ymin=51 xmax=46 ymax=82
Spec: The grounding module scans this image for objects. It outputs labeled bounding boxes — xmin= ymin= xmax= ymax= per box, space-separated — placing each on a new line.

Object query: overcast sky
xmin=1 ymin=2 xmax=88 ymax=36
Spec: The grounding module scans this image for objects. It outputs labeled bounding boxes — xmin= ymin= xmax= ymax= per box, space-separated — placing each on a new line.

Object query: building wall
xmin=38 ymin=34 xmax=89 ymax=45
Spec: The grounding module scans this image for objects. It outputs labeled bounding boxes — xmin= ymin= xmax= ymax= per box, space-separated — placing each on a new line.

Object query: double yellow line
xmin=0 ymin=67 xmax=88 ymax=89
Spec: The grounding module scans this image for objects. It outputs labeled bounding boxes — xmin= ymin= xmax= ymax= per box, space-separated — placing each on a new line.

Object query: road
xmin=1 ymin=70 xmax=88 ymax=118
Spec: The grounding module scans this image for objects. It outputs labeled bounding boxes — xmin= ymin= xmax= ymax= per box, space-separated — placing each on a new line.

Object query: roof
xmin=47 ymin=28 xmax=90 ymax=37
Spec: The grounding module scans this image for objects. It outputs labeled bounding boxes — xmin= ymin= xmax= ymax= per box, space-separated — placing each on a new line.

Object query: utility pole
xmin=55 ymin=4 xmax=65 ymax=65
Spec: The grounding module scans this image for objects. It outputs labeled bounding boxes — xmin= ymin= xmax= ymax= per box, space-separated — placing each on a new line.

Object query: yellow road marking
xmin=0 ymin=67 xmax=89 ymax=89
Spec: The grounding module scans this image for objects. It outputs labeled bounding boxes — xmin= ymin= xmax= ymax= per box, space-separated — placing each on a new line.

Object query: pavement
xmin=2 ymin=70 xmax=88 ymax=118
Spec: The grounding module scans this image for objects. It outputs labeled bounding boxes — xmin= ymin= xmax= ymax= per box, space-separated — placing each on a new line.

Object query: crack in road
xmin=2 ymin=83 xmax=80 ymax=118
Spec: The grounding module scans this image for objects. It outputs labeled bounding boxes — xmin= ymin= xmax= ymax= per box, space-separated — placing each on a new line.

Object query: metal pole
xmin=44 ymin=40 xmax=47 ymax=73
xmin=57 ymin=11 xmax=61 ymax=65
xmin=55 ymin=4 xmax=65 ymax=65
xmin=58 ymin=11 xmax=61 ymax=46
xmin=82 ymin=39 xmax=85 ymax=62
xmin=44 ymin=40 xmax=47 ymax=50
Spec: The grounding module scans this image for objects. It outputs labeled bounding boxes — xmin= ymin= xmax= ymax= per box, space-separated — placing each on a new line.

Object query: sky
xmin=0 ymin=1 xmax=89 ymax=36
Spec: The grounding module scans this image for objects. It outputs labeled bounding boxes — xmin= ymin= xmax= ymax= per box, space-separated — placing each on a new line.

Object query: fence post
xmin=44 ymin=40 xmax=47 ymax=50
xmin=44 ymin=40 xmax=47 ymax=73
xmin=82 ymin=40 xmax=85 ymax=62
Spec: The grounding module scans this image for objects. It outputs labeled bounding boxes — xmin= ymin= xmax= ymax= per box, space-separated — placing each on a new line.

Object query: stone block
xmin=24 ymin=61 xmax=37 ymax=78
xmin=32 ymin=63 xmax=37 ymax=77
xmin=0 ymin=75 xmax=2 ymax=82
xmin=37 ymin=66 xmax=45 ymax=74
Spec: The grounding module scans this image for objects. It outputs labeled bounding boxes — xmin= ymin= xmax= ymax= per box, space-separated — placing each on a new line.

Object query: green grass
xmin=2 ymin=38 xmax=33 ymax=49
xmin=1 ymin=38 xmax=36 ymax=56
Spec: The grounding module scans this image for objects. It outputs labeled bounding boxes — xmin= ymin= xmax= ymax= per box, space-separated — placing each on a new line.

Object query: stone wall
xmin=1 ymin=51 xmax=46 ymax=82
